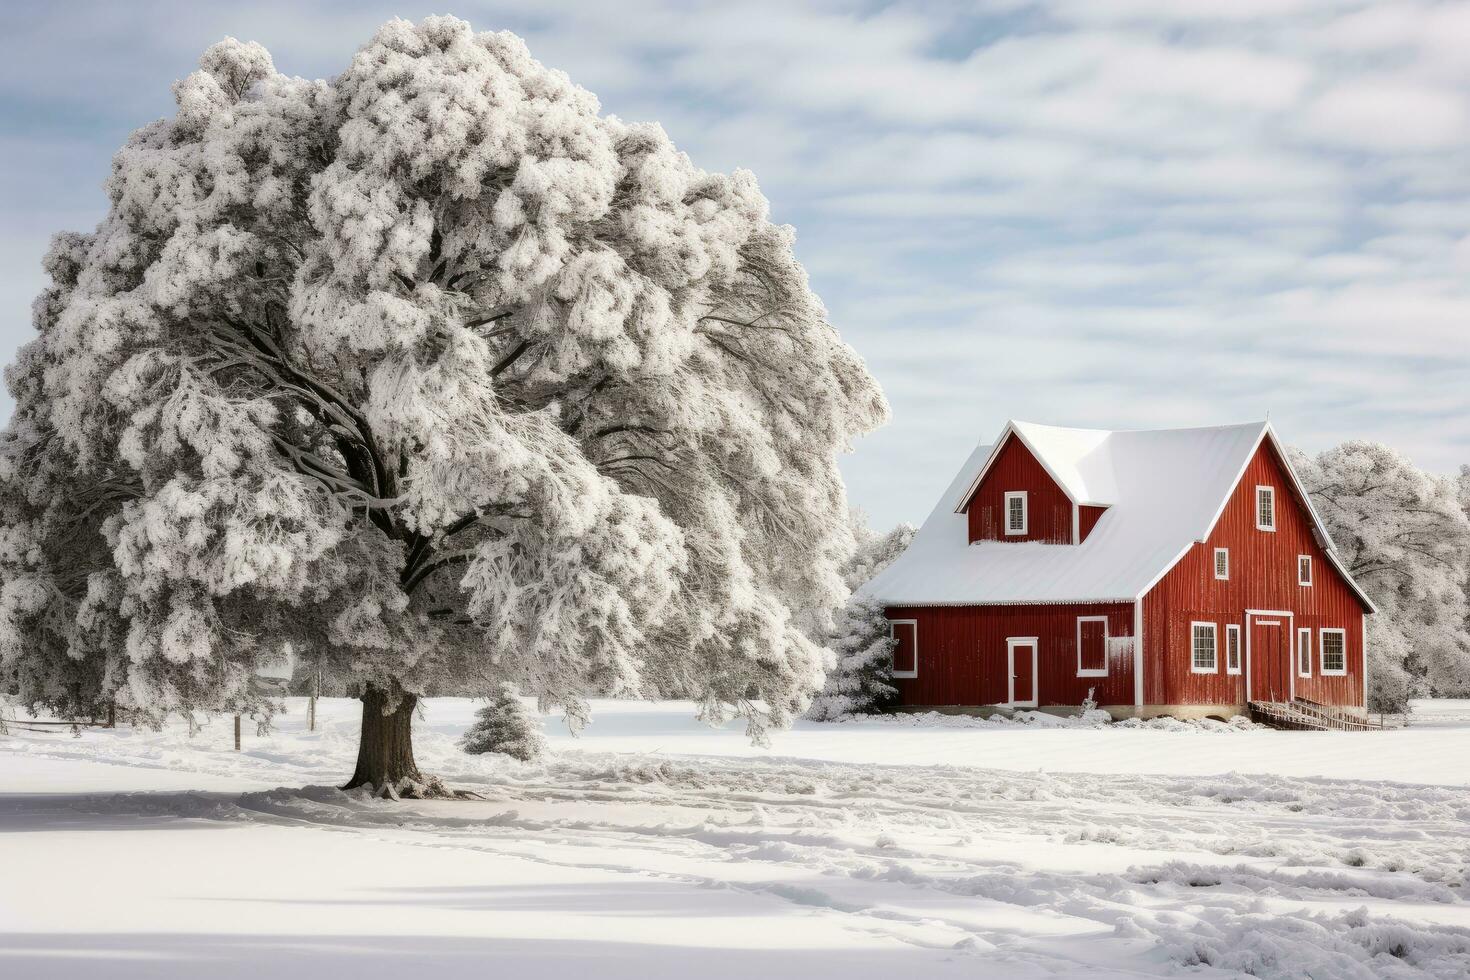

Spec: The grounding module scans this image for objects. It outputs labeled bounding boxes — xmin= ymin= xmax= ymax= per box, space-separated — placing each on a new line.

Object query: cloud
xmin=1 ymin=0 xmax=1468 ymax=528
xmin=1302 ymin=75 xmax=1470 ymax=150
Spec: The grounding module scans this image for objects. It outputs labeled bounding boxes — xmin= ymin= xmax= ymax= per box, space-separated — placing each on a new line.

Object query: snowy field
xmin=3 ymin=699 xmax=1470 ymax=979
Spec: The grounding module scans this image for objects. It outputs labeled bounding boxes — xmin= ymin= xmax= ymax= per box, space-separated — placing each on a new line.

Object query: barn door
xmin=1007 ymin=637 xmax=1038 ymax=708
xmin=1248 ymin=615 xmax=1291 ymax=703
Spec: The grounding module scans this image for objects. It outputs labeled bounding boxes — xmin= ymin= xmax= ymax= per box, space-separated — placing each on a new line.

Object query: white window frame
xmin=1255 ymin=485 xmax=1276 ymax=532
xmin=1190 ymin=621 xmax=1218 ymax=674
xmin=1214 ymin=547 xmax=1230 ymax=581
xmin=1319 ymin=628 xmax=1347 ymax=676
xmin=889 ymin=619 xmax=918 ymax=679
xmin=1225 ymin=624 xmax=1242 ymax=675
xmin=1004 ymin=491 xmax=1028 ymax=536
xmin=1076 ymin=616 xmax=1109 ymax=678
xmin=1298 ymin=555 xmax=1312 ymax=586
xmin=1297 ymin=627 xmax=1312 ymax=677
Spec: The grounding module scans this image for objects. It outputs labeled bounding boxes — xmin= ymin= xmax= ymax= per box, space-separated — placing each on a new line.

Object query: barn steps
xmin=1247 ymin=698 xmax=1380 ymax=731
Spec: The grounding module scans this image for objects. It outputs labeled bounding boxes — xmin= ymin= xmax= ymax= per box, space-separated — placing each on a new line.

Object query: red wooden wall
xmin=1142 ymin=440 xmax=1368 ymax=708
xmin=885 ymin=602 xmax=1135 ymax=707
xmin=964 ymin=435 xmax=1073 ymax=544
xmin=1078 ymin=504 xmax=1108 ymax=542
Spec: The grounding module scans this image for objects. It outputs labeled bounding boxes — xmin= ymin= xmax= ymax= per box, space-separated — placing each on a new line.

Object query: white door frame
xmin=1007 ymin=637 xmax=1039 ymax=708
xmin=1244 ymin=609 xmax=1295 ymax=703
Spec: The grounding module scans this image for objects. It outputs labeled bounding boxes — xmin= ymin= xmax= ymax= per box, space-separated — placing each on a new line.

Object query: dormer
xmin=954 ymin=421 xmax=1114 ymax=546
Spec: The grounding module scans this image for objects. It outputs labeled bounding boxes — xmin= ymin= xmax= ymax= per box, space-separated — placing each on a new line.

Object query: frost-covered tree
xmin=1291 ymin=443 xmax=1470 ymax=707
xmin=839 ymin=510 xmax=916 ymax=592
xmin=808 ymin=514 xmax=915 ymax=719
xmin=0 ymin=18 xmax=886 ymax=796
xmin=460 ymin=683 xmax=546 ymax=761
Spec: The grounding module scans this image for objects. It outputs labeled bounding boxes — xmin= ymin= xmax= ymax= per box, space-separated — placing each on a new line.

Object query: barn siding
xmin=1143 ymin=440 xmax=1367 ymax=708
xmin=885 ymin=603 xmax=1134 ymax=707
xmin=1078 ymin=504 xmax=1109 ymax=542
xmin=964 ymin=434 xmax=1073 ymax=544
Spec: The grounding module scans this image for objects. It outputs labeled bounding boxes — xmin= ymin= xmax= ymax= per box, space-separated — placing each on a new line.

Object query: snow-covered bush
xmin=0 ymin=17 xmax=887 ymax=794
xmin=461 ymin=684 xmax=547 ymax=762
xmin=808 ymin=515 xmax=916 ymax=720
xmin=808 ymin=594 xmax=900 ymax=720
xmin=1291 ymin=443 xmax=1470 ymax=707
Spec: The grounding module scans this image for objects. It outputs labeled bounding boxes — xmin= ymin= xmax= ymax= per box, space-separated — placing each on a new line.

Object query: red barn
xmin=861 ymin=420 xmax=1376 ymax=723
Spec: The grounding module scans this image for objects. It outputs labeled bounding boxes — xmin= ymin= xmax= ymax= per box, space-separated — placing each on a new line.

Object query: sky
xmin=3 ymin=0 xmax=1470 ymax=529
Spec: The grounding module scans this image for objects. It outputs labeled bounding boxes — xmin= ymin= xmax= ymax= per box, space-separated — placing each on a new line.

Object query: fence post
xmin=234 ymin=713 xmax=241 ymax=751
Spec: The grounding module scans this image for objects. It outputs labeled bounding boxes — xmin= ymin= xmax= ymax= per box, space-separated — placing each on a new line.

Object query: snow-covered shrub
xmin=460 ymin=684 xmax=547 ymax=762
xmin=1072 ymin=687 xmax=1112 ymax=725
xmin=808 ymin=514 xmax=916 ymax=720
xmin=808 ymin=594 xmax=899 ymax=720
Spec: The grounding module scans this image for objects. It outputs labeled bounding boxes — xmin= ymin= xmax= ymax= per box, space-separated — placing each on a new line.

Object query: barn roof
xmin=859 ymin=419 xmax=1376 ymax=610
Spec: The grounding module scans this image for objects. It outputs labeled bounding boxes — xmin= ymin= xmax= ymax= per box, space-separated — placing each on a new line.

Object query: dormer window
xmin=1214 ymin=548 xmax=1229 ymax=580
xmin=1298 ymin=555 xmax=1312 ymax=586
xmin=1004 ymin=491 xmax=1028 ymax=535
xmin=1255 ymin=485 xmax=1276 ymax=531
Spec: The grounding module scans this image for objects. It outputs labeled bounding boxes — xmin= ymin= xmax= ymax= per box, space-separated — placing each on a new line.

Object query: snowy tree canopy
xmin=1290 ymin=442 xmax=1470 ymax=703
xmin=0 ymin=17 xmax=887 ymax=748
xmin=839 ymin=511 xmax=916 ymax=593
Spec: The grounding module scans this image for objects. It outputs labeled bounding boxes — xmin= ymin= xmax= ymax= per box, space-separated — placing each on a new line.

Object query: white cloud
xmin=1 ymin=0 xmax=1468 ymax=529
xmin=1302 ymin=76 xmax=1470 ymax=150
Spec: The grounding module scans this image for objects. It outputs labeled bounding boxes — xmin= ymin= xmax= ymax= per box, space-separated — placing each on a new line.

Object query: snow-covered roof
xmin=861 ymin=419 xmax=1375 ymax=609
xmin=954 ymin=420 xmax=1116 ymax=508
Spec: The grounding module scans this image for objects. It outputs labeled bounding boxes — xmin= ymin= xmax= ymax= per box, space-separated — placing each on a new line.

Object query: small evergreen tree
xmin=808 ymin=594 xmax=899 ymax=720
xmin=807 ymin=513 xmax=916 ymax=720
xmin=460 ymin=684 xmax=547 ymax=762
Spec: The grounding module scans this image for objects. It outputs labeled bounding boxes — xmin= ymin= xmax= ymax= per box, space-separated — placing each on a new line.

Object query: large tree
xmin=1290 ymin=442 xmax=1470 ymax=707
xmin=0 ymin=17 xmax=886 ymax=795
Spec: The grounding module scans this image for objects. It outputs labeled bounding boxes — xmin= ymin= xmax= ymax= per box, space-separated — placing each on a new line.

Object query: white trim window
xmin=1298 ymin=555 xmax=1312 ymax=586
xmin=1077 ymin=616 xmax=1109 ymax=677
xmin=1214 ymin=547 xmax=1230 ymax=581
xmin=1256 ymin=485 xmax=1276 ymax=531
xmin=1320 ymin=628 xmax=1347 ymax=675
xmin=1191 ymin=622 xmax=1218 ymax=673
xmin=1297 ymin=627 xmax=1312 ymax=677
xmin=1225 ymin=624 xmax=1242 ymax=675
xmin=890 ymin=619 xmax=918 ymax=679
xmin=1004 ymin=491 xmax=1028 ymax=536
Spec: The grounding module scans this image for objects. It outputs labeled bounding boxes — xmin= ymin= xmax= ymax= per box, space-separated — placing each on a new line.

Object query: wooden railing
xmin=1248 ymin=698 xmax=1380 ymax=731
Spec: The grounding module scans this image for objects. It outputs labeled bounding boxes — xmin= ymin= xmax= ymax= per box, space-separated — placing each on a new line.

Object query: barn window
xmin=1298 ymin=555 xmax=1312 ymax=586
xmin=1225 ymin=624 xmax=1242 ymax=674
xmin=1077 ymin=616 xmax=1108 ymax=677
xmin=1214 ymin=548 xmax=1229 ymax=580
xmin=1298 ymin=627 xmax=1312 ymax=677
xmin=1256 ymin=486 xmax=1276 ymax=531
xmin=1004 ymin=492 xmax=1028 ymax=535
xmin=1191 ymin=622 xmax=1218 ymax=673
xmin=890 ymin=619 xmax=918 ymax=678
xmin=1320 ymin=629 xmax=1346 ymax=675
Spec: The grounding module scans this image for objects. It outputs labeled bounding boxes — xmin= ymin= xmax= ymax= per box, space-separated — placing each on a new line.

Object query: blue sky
xmin=4 ymin=0 xmax=1470 ymax=528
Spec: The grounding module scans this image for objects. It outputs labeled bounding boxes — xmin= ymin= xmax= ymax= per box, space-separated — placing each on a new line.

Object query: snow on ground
xmin=3 ymin=698 xmax=1469 ymax=979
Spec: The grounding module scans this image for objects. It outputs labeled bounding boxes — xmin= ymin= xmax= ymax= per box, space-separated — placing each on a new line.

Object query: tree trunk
xmin=343 ymin=686 xmax=422 ymax=793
